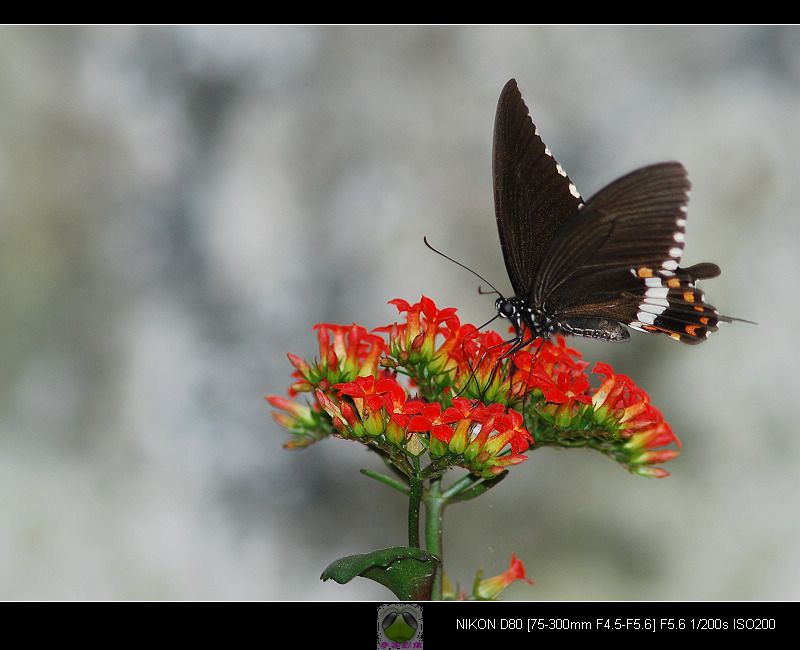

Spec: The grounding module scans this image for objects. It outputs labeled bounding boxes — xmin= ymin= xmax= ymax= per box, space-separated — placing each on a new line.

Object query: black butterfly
xmin=489 ymin=78 xmax=739 ymax=357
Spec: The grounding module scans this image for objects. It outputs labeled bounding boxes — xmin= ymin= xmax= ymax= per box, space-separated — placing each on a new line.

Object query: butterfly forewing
xmin=493 ymin=79 xmax=583 ymax=298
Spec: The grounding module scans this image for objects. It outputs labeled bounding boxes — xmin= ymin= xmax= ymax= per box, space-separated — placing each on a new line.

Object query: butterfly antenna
xmin=423 ymin=236 xmax=504 ymax=297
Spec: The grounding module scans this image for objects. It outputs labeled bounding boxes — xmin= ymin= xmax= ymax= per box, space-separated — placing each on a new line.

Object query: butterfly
xmin=488 ymin=78 xmax=742 ymax=359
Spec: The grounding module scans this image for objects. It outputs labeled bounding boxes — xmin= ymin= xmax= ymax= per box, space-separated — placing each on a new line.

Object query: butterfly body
xmin=492 ymin=78 xmax=733 ymax=347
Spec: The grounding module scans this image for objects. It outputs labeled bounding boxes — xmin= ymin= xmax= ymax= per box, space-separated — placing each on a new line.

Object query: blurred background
xmin=0 ymin=25 xmax=796 ymax=600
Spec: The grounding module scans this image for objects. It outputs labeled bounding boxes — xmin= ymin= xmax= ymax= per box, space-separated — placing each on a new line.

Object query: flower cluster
xmin=317 ymin=380 xmax=531 ymax=478
xmin=267 ymin=322 xmax=387 ymax=448
xmin=267 ymin=296 xmax=681 ymax=478
xmin=522 ymin=357 xmax=682 ymax=477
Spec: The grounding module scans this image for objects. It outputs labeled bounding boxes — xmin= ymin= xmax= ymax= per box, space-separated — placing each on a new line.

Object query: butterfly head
xmin=495 ymin=296 xmax=516 ymax=321
xmin=495 ymin=296 xmax=554 ymax=342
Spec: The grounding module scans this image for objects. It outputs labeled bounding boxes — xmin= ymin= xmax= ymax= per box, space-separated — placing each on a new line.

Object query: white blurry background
xmin=0 ymin=25 xmax=796 ymax=600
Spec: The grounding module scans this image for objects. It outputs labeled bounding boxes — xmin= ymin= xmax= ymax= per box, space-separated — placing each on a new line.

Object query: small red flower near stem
xmin=475 ymin=553 xmax=535 ymax=600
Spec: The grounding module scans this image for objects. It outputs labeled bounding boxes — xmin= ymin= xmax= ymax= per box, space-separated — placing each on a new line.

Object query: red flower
xmin=284 ymin=323 xmax=387 ymax=397
xmin=447 ymin=329 xmax=516 ymax=402
xmin=582 ymin=362 xmax=682 ymax=476
xmin=621 ymin=413 xmax=681 ymax=478
xmin=475 ymin=553 xmax=534 ymax=600
xmin=591 ymin=362 xmax=669 ymax=437
xmin=313 ymin=322 xmax=386 ymax=378
xmin=330 ymin=375 xmax=409 ymax=438
xmin=380 ymin=296 xmax=460 ymax=364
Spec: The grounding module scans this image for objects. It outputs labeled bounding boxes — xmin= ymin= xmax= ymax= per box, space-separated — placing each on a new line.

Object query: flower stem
xmin=407 ymin=474 xmax=422 ymax=548
xmin=422 ymin=475 xmax=447 ymax=600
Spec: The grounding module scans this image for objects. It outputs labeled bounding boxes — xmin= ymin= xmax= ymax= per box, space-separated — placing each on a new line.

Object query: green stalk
xmin=407 ymin=474 xmax=422 ymax=548
xmin=422 ymin=474 xmax=447 ymax=600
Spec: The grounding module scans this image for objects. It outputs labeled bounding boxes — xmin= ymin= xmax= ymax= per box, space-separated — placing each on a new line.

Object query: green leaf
xmin=321 ymin=546 xmax=441 ymax=600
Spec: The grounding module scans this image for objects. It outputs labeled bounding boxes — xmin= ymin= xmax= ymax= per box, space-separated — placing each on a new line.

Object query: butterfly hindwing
xmin=625 ymin=265 xmax=724 ymax=343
